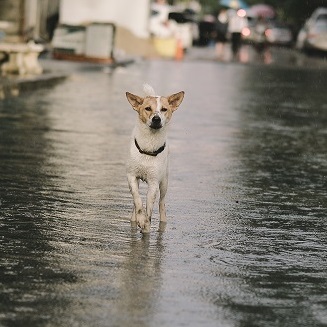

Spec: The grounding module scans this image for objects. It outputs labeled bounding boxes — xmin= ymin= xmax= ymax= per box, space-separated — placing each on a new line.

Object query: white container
xmin=52 ymin=25 xmax=86 ymax=55
xmin=85 ymin=23 xmax=115 ymax=59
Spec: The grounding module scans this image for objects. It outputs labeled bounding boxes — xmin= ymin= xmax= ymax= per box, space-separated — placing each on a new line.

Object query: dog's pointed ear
xmin=167 ymin=91 xmax=184 ymax=111
xmin=126 ymin=92 xmax=144 ymax=111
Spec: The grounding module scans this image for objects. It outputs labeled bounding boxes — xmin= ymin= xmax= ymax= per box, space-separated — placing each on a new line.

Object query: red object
xmin=175 ymin=39 xmax=184 ymax=61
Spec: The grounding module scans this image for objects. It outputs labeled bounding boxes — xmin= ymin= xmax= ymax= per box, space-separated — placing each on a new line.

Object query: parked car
xmin=242 ymin=18 xmax=292 ymax=47
xmin=265 ymin=21 xmax=293 ymax=46
xmin=296 ymin=7 xmax=327 ymax=53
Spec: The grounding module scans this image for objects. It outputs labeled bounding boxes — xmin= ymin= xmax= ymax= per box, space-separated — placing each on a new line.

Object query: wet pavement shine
xmin=0 ymin=54 xmax=327 ymax=327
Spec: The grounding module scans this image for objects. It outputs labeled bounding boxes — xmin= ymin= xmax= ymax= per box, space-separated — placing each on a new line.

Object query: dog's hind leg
xmin=127 ymin=175 xmax=147 ymax=229
xmin=159 ymin=178 xmax=168 ymax=222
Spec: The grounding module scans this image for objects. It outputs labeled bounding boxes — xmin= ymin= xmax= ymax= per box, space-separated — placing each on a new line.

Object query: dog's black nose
xmin=152 ymin=116 xmax=161 ymax=124
xmin=150 ymin=115 xmax=162 ymax=129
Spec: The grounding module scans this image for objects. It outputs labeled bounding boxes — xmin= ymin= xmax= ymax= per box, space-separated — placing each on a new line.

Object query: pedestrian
xmin=215 ymin=8 xmax=229 ymax=60
xmin=253 ymin=15 xmax=268 ymax=54
xmin=228 ymin=9 xmax=247 ymax=60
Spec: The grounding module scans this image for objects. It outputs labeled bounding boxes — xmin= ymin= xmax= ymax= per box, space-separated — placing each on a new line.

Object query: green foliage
xmin=199 ymin=0 xmax=220 ymax=14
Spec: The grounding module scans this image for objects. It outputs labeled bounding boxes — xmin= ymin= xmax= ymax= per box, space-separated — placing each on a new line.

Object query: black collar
xmin=134 ymin=139 xmax=166 ymax=157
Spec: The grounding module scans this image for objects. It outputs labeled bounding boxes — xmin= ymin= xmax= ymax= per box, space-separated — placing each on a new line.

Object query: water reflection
xmin=0 ymin=96 xmax=77 ymax=326
xmin=206 ymin=65 xmax=327 ymax=326
xmin=1 ymin=71 xmax=168 ymax=326
xmin=238 ymin=67 xmax=327 ymax=216
xmin=1 ymin=59 xmax=327 ymax=327
xmin=115 ymin=229 xmax=166 ymax=326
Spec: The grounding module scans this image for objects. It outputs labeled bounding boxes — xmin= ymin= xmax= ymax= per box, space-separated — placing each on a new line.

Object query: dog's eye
xmin=161 ymin=107 xmax=168 ymax=112
xmin=145 ymin=107 xmax=152 ymax=112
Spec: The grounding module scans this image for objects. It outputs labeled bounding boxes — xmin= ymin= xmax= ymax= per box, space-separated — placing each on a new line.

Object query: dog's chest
xmin=128 ymin=149 xmax=168 ymax=183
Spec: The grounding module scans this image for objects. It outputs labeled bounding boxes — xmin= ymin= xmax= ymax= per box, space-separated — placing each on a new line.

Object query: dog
xmin=125 ymin=85 xmax=184 ymax=233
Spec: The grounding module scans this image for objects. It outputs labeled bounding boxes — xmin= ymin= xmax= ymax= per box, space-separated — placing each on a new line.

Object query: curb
xmin=0 ymin=73 xmax=68 ymax=100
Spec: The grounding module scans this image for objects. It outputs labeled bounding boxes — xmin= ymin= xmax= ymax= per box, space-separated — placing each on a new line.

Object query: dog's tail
xmin=143 ymin=83 xmax=156 ymax=97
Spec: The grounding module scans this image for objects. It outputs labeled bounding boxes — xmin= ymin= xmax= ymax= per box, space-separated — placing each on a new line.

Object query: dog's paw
xmin=136 ymin=210 xmax=151 ymax=233
xmin=136 ymin=209 xmax=147 ymax=229
xmin=142 ymin=220 xmax=151 ymax=234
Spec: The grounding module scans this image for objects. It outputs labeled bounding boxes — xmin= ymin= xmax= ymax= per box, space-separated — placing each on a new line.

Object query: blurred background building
xmin=0 ymin=0 xmax=325 ymax=60
xmin=0 ymin=0 xmax=155 ymax=58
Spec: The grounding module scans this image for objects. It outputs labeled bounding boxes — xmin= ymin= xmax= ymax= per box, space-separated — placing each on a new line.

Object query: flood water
xmin=0 ymin=57 xmax=327 ymax=326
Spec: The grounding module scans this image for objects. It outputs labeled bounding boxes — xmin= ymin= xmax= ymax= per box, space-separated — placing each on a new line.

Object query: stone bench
xmin=0 ymin=42 xmax=44 ymax=75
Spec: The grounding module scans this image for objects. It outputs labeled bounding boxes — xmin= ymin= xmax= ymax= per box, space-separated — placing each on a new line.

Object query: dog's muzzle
xmin=150 ymin=115 xmax=162 ymax=129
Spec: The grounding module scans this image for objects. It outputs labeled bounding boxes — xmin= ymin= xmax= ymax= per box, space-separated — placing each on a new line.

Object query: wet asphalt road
xmin=1 ymin=50 xmax=327 ymax=327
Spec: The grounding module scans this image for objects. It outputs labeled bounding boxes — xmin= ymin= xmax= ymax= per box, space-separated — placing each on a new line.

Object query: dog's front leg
xmin=159 ymin=177 xmax=168 ymax=222
xmin=145 ymin=182 xmax=159 ymax=233
xmin=127 ymin=175 xmax=147 ymax=229
xmin=130 ymin=179 xmax=140 ymax=222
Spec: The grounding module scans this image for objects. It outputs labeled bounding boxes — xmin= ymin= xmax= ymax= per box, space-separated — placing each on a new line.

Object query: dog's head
xmin=126 ymin=91 xmax=184 ymax=130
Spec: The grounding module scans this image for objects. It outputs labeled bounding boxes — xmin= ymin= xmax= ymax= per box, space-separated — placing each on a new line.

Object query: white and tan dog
xmin=126 ymin=85 xmax=184 ymax=233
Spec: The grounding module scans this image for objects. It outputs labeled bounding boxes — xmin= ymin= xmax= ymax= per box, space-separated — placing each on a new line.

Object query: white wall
xmin=24 ymin=0 xmax=38 ymax=31
xmin=60 ymin=0 xmax=150 ymax=38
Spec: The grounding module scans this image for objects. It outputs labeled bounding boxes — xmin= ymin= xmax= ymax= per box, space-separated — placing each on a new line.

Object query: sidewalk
xmin=0 ymin=54 xmax=134 ymax=100
xmin=0 ymin=57 xmax=68 ymax=100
